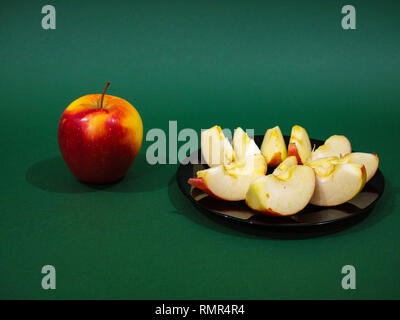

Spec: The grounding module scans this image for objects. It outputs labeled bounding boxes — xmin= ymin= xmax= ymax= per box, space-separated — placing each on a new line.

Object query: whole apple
xmin=58 ymin=82 xmax=143 ymax=183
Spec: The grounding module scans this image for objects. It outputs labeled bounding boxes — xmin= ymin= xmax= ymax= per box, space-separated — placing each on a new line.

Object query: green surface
xmin=0 ymin=0 xmax=399 ymax=299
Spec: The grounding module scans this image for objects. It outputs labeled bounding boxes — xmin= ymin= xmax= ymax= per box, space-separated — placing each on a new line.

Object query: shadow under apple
xmin=26 ymin=153 xmax=172 ymax=194
xmin=26 ymin=156 xmax=96 ymax=193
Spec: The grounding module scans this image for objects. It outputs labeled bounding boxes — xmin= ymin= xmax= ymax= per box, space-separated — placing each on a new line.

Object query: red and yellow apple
xmin=58 ymin=82 xmax=143 ymax=183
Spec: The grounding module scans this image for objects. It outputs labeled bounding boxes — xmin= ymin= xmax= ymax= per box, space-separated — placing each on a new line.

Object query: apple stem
xmin=99 ymin=82 xmax=110 ymax=108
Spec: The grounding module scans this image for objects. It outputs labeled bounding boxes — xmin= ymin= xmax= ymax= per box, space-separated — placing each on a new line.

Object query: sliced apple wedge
xmin=287 ymin=125 xmax=311 ymax=165
xmin=338 ymin=152 xmax=379 ymax=182
xmin=188 ymin=154 xmax=267 ymax=201
xmin=191 ymin=126 xmax=266 ymax=201
xmin=201 ymin=125 xmax=234 ymax=167
xmin=232 ymin=127 xmax=261 ymax=162
xmin=307 ymin=158 xmax=367 ymax=206
xmin=260 ymin=126 xmax=287 ymax=167
xmin=245 ymin=156 xmax=315 ymax=216
xmin=271 ymin=155 xmax=298 ymax=177
xmin=310 ymin=135 xmax=351 ymax=161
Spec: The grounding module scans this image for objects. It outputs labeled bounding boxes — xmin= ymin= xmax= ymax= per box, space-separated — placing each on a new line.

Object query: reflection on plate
xmin=177 ymin=135 xmax=385 ymax=230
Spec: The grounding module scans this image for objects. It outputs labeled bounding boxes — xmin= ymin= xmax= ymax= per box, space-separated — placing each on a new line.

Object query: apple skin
xmin=243 ymin=201 xmax=283 ymax=217
xmin=187 ymin=177 xmax=225 ymax=200
xmin=268 ymin=152 xmax=282 ymax=167
xmin=370 ymin=152 xmax=379 ymax=180
xmin=287 ymin=143 xmax=303 ymax=164
xmin=58 ymin=94 xmax=143 ymax=183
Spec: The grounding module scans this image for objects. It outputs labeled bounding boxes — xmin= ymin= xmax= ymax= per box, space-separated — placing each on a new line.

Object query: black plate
xmin=177 ymin=135 xmax=385 ymax=232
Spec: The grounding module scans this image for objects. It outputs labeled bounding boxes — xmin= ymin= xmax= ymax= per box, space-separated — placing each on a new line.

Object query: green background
xmin=0 ymin=0 xmax=399 ymax=299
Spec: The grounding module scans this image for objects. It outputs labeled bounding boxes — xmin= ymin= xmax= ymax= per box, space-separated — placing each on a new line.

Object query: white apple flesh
xmin=245 ymin=156 xmax=316 ymax=216
xmin=311 ymin=135 xmax=352 ymax=162
xmin=232 ymin=127 xmax=261 ymax=162
xmin=260 ymin=126 xmax=287 ymax=167
xmin=287 ymin=125 xmax=312 ymax=165
xmin=189 ymin=154 xmax=267 ymax=201
xmin=338 ymin=152 xmax=379 ymax=182
xmin=201 ymin=126 xmax=234 ymax=167
xmin=308 ymin=158 xmax=367 ymax=206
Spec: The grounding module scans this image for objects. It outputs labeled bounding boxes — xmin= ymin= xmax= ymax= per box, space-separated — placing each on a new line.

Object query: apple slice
xmin=287 ymin=125 xmax=311 ymax=165
xmin=271 ymin=155 xmax=298 ymax=177
xmin=187 ymin=177 xmax=221 ymax=200
xmin=188 ymin=154 xmax=267 ymax=201
xmin=338 ymin=152 xmax=379 ymax=183
xmin=201 ymin=126 xmax=234 ymax=167
xmin=260 ymin=126 xmax=287 ymax=167
xmin=245 ymin=156 xmax=315 ymax=216
xmin=232 ymin=127 xmax=261 ymax=162
xmin=307 ymin=158 xmax=366 ymax=206
xmin=310 ymin=135 xmax=352 ymax=161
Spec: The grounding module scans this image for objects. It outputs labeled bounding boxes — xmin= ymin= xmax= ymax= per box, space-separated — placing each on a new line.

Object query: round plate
xmin=177 ymin=135 xmax=385 ymax=232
